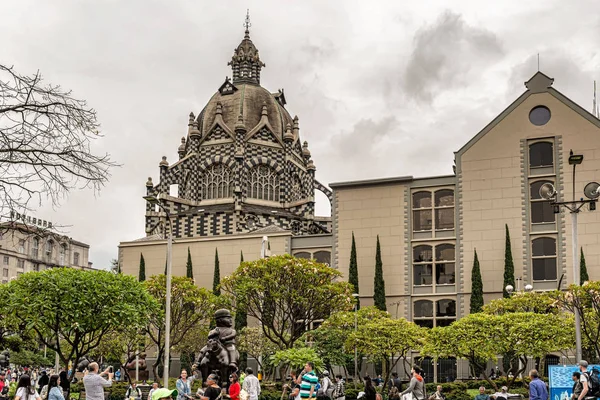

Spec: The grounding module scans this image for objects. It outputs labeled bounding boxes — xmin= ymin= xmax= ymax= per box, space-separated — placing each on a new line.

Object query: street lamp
xmin=143 ymin=194 xmax=173 ymax=388
xmin=352 ymin=293 xmax=359 ymax=384
xmin=505 ymin=281 xmax=533 ymax=378
xmin=539 ymin=150 xmax=599 ymax=363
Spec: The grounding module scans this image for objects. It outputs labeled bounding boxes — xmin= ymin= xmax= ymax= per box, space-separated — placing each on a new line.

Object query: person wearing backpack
xmin=578 ymin=360 xmax=600 ymax=400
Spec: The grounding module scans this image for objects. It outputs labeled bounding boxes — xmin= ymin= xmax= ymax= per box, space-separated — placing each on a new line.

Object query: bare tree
xmin=0 ymin=64 xmax=116 ymax=220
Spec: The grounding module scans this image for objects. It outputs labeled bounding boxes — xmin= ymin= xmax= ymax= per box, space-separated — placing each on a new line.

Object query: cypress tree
xmin=235 ymin=302 xmax=248 ymax=369
xmin=373 ymin=235 xmax=387 ymax=311
xmin=186 ymin=247 xmax=193 ymax=279
xmin=349 ymin=232 xmax=360 ymax=309
xmin=503 ymin=224 xmax=515 ymax=298
xmin=240 ymin=250 xmax=244 ymax=263
xmin=213 ymin=248 xmax=221 ymax=296
xmin=580 ymin=248 xmax=589 ymax=284
xmin=470 ymin=249 xmax=484 ymax=313
xmin=138 ymin=253 xmax=146 ymax=282
xmin=164 ymin=259 xmax=167 ymax=275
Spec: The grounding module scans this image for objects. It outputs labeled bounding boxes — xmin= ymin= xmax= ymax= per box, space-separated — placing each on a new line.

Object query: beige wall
xmin=459 ymin=91 xmax=600 ymax=310
xmin=334 ymin=183 xmax=407 ymax=310
xmin=119 ymin=232 xmax=291 ymax=288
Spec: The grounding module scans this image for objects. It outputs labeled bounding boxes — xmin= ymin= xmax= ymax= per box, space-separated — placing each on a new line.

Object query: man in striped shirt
xmin=298 ymin=362 xmax=318 ymax=399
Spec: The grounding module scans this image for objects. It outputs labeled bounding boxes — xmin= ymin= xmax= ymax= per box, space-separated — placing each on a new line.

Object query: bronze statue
xmin=125 ymin=352 xmax=149 ymax=382
xmin=197 ymin=309 xmax=239 ymax=384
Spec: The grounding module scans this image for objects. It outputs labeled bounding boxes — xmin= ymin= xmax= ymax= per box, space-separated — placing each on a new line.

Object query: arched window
xmin=314 ymin=251 xmax=331 ymax=265
xmin=248 ymin=165 xmax=280 ymax=202
xmin=413 ymin=244 xmax=455 ymax=286
xmin=414 ymin=299 xmax=456 ymax=328
xmin=32 ymin=238 xmax=39 ymax=258
xmin=291 ymin=175 xmax=303 ymax=202
xmin=294 ymin=252 xmax=311 ymax=259
xmin=201 ymin=164 xmax=233 ymax=200
xmin=529 ymin=142 xmax=553 ymax=168
xmin=414 ymin=300 xmax=434 ymax=328
xmin=413 ymin=191 xmax=432 ymax=232
xmin=413 ymin=189 xmax=454 ymax=233
xmin=435 ymin=189 xmax=454 ymax=230
xmin=532 ymin=237 xmax=557 ymax=281
xmin=530 ymin=180 xmax=555 ymax=223
xmin=59 ymin=244 xmax=67 ymax=265
xmin=435 ymin=244 xmax=456 ymax=285
xmin=413 ymin=245 xmax=433 ymax=285
xmin=45 ymin=240 xmax=53 ymax=258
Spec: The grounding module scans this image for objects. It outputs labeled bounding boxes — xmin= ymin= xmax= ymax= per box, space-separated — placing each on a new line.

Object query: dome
xmin=198 ymin=84 xmax=294 ymax=141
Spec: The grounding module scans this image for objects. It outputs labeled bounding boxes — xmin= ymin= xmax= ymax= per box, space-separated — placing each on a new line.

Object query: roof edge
xmin=329 ymin=175 xmax=413 ymax=189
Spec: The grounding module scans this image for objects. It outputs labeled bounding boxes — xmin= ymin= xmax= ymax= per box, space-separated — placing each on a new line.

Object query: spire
xmin=228 ymin=10 xmax=265 ymax=85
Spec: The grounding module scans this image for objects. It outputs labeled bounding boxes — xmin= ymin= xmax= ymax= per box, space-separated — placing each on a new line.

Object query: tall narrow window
xmin=18 ymin=240 xmax=25 ymax=254
xmin=413 ymin=245 xmax=433 ymax=285
xmin=201 ymin=164 xmax=233 ymax=200
xmin=248 ymin=165 xmax=280 ymax=202
xmin=412 ymin=192 xmax=432 ymax=232
xmin=435 ymin=190 xmax=454 ymax=230
xmin=529 ymin=142 xmax=554 ymax=169
xmin=413 ymin=300 xmax=434 ymax=328
xmin=530 ymin=180 xmax=555 ymax=224
xmin=32 ymin=238 xmax=39 ymax=259
xmin=74 ymin=252 xmax=80 ymax=266
xmin=45 ymin=240 xmax=53 ymax=258
xmin=59 ymin=244 xmax=67 ymax=265
xmin=291 ymin=175 xmax=303 ymax=202
xmin=436 ymin=299 xmax=456 ymax=327
xmin=435 ymin=244 xmax=456 ymax=285
xmin=532 ymin=237 xmax=557 ymax=281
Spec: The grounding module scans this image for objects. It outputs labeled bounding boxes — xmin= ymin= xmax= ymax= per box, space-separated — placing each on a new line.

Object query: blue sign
xmin=548 ymin=365 xmax=599 ymax=400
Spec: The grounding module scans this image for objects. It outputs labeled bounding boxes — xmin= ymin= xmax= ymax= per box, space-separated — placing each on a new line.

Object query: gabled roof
xmin=456 ymin=71 xmax=600 ymax=156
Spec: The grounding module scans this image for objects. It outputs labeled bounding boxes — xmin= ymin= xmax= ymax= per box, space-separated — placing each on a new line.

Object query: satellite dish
xmin=539 ymin=182 xmax=557 ymax=200
xmin=584 ymin=182 xmax=600 ymax=199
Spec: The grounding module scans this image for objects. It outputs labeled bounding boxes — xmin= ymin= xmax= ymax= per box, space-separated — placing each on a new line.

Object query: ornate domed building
xmin=143 ymin=18 xmax=332 ymax=239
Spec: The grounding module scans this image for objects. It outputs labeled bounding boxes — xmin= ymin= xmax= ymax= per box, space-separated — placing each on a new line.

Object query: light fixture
xmin=505 ymin=284 xmax=514 ymax=295
xmin=143 ymin=195 xmax=159 ymax=204
xmin=584 ymin=182 xmax=600 ymax=200
xmin=568 ymin=150 xmax=584 ymax=165
xmin=524 ymin=284 xmax=533 ymax=292
xmin=539 ymin=182 xmax=557 ymax=200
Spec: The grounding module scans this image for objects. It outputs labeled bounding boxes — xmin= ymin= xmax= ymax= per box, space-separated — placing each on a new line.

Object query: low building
xmin=0 ymin=218 xmax=92 ymax=283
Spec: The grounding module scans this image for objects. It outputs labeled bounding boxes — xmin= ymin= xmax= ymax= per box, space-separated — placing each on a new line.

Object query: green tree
xmin=470 ymin=250 xmax=483 ymax=313
xmin=270 ymin=347 xmax=325 ymax=377
xmin=240 ymin=250 xmax=244 ymax=263
xmin=111 ymin=259 xmax=120 ymax=274
xmin=580 ymin=248 xmax=589 ymax=284
xmin=347 ymin=315 xmax=424 ymax=389
xmin=139 ymin=253 xmax=146 ymax=282
xmin=349 ymin=232 xmax=360 ymax=309
xmin=144 ymin=275 xmax=226 ymax=380
xmin=213 ymin=248 xmax=221 ymax=296
xmin=0 ymin=268 xmax=158 ymax=378
xmin=237 ymin=327 xmax=279 ymax=373
xmin=164 ymin=259 xmax=167 ymax=275
xmin=186 ymin=247 xmax=194 ymax=279
xmin=92 ymin=327 xmax=149 ymax=382
xmin=221 ymin=255 xmax=354 ymax=349
xmin=373 ymin=235 xmax=386 ymax=311
xmin=503 ymin=225 xmax=516 ymax=298
xmin=483 ymin=291 xmax=558 ymax=315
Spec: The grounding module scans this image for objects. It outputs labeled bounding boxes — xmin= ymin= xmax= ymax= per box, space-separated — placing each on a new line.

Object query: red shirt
xmin=229 ymin=382 xmax=241 ymax=400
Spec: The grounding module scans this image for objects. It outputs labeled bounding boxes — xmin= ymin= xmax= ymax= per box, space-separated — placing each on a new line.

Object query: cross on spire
xmin=244 ymin=9 xmax=251 ymax=39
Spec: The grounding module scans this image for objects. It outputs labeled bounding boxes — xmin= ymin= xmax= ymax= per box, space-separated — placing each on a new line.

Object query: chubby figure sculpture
xmin=197 ymin=309 xmax=239 ymax=384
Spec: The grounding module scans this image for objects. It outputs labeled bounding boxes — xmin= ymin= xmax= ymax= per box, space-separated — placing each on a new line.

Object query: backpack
xmin=585 ymin=368 xmax=600 ymax=397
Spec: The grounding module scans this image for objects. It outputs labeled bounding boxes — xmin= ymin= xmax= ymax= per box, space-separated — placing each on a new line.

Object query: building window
xmin=413 ymin=190 xmax=454 ymax=233
xmin=532 ymin=237 xmax=557 ymax=281
xmin=33 ymin=264 xmax=40 ymax=272
xmin=2 ymin=256 xmax=8 ymax=266
xmin=32 ymin=238 xmax=39 ymax=259
xmin=413 ymin=244 xmax=455 ymax=286
xmin=2 ymin=268 xmax=7 ymax=277
xmin=413 ymin=245 xmax=433 ymax=285
xmin=18 ymin=239 xmax=25 ymax=254
xmin=45 ymin=240 xmax=53 ymax=258
xmin=17 ymin=259 xmax=25 ymax=269
xmin=530 ymin=180 xmax=555 ymax=224
xmin=59 ymin=244 xmax=67 ymax=265
xmin=74 ymin=252 xmax=80 ymax=266
xmin=291 ymin=175 xmax=303 ymax=202
xmin=248 ymin=165 xmax=280 ymax=202
xmin=529 ymin=106 xmax=551 ymax=126
xmin=201 ymin=164 xmax=233 ymax=200
xmin=413 ymin=192 xmax=432 ymax=232
xmin=293 ymin=252 xmax=311 ymax=259
xmin=313 ymin=251 xmax=331 ymax=265
xmin=413 ymin=299 xmax=456 ymax=328
xmin=529 ymin=142 xmax=553 ymax=169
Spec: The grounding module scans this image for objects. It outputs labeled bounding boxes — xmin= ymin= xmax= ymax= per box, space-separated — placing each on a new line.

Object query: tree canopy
xmin=221 ymin=254 xmax=354 ymax=349
xmin=0 ymin=268 xmax=157 ymax=377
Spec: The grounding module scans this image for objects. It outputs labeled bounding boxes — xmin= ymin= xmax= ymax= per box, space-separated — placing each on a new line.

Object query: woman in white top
xmin=14 ymin=375 xmax=42 ymax=400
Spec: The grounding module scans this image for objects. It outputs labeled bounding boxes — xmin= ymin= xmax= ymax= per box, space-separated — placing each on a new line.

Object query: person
xmin=283 ymin=372 xmax=301 ymax=400
xmin=389 ymin=387 xmax=400 ymax=400
xmin=176 ymin=370 xmax=193 ymax=400
xmin=238 ymin=372 xmax=246 ymax=387
xmin=83 ymin=363 xmax=114 ymax=400
xmin=474 ymin=387 xmax=489 ymax=400
xmin=578 ymin=361 xmax=590 ymax=400
xmin=319 ymin=371 xmax=333 ymax=399
xmin=125 ymin=382 xmax=143 ymax=399
xmin=149 ymin=382 xmax=160 ymax=400
xmin=47 ymin=375 xmax=65 ymax=400
xmin=58 ymin=371 xmax=69 ymax=399
xmin=38 ymin=371 xmax=49 ymax=393
xmin=242 ymin=368 xmax=261 ymax=400
xmin=115 ymin=370 xmax=122 ymax=382
xmin=0 ymin=372 xmax=8 ymax=400
xmin=151 ymin=388 xmax=178 ymax=400
xmin=298 ymin=363 xmax=318 ymax=400
xmin=373 ymin=376 xmax=383 ymax=387
xmin=14 ymin=375 xmax=42 ymax=400
xmin=229 ymin=374 xmax=241 ymax=400
xmin=528 ymin=370 xmax=548 ymax=400
xmin=401 ymin=367 xmax=426 ymax=400
xmin=197 ymin=374 xmax=221 ymax=400
xmin=388 ymin=373 xmax=402 ymax=395
xmin=572 ymin=373 xmax=583 ymax=400
xmin=332 ymin=375 xmax=345 ymax=400
xmin=491 ymin=386 xmax=515 ymax=400
xmin=363 ymin=377 xmax=376 ymax=400
xmin=429 ymin=386 xmax=445 ymax=400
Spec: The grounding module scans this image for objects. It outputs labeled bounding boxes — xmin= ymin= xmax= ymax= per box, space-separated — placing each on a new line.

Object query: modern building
xmin=118 ymin=19 xmax=600 ymax=379
xmin=0 ymin=216 xmax=92 ymax=283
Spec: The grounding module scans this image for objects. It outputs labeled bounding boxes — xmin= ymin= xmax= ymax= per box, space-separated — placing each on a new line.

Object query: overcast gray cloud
xmin=1 ymin=0 xmax=599 ymax=268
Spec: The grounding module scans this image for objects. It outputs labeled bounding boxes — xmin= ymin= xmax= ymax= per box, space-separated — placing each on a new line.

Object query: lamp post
xmin=143 ymin=194 xmax=173 ymax=388
xmin=505 ymin=281 xmax=533 ymax=378
xmin=538 ymin=150 xmax=599 ymax=363
xmin=352 ymin=293 xmax=359 ymax=384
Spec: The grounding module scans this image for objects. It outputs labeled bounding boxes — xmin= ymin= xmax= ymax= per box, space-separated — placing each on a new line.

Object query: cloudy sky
xmin=2 ymin=0 xmax=599 ymax=269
